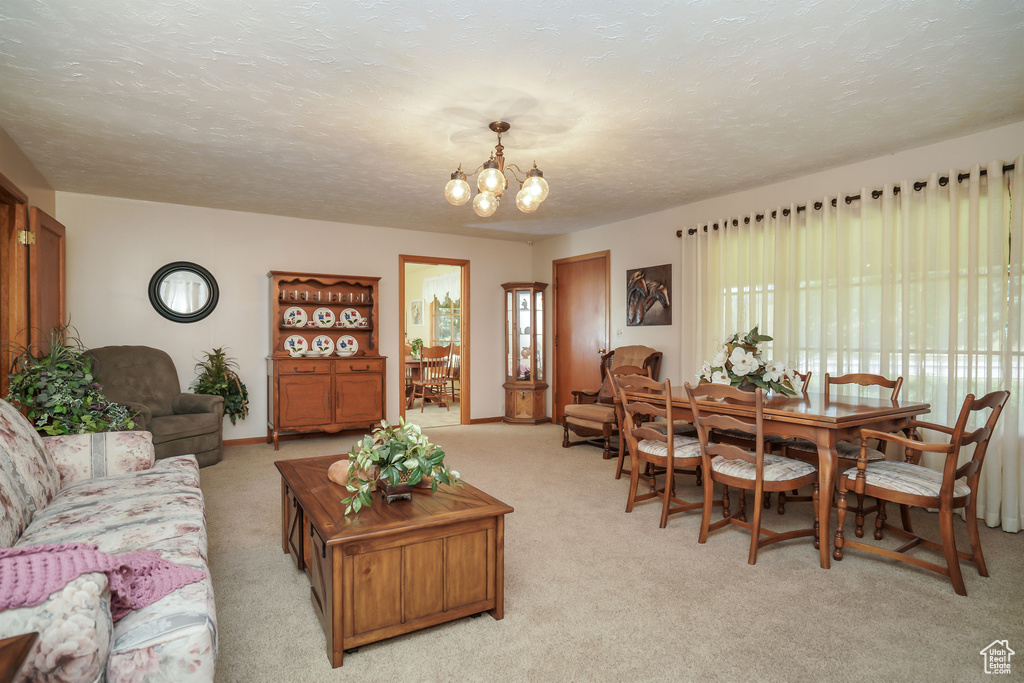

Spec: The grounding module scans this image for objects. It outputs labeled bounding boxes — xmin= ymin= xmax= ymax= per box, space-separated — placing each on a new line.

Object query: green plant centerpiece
xmin=409 ymin=337 xmax=424 ymax=358
xmin=697 ymin=326 xmax=799 ymax=396
xmin=192 ymin=347 xmax=249 ymax=424
xmin=4 ymin=326 xmax=137 ymax=435
xmin=341 ymin=418 xmax=460 ymax=514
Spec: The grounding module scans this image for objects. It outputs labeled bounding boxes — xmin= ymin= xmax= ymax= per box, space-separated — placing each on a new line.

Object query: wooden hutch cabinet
xmin=267 ymin=271 xmax=386 ymax=449
xmin=501 ymin=282 xmax=550 ymax=424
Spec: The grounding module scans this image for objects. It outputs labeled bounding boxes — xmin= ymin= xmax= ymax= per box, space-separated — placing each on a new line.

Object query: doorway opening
xmin=399 ymin=255 xmax=469 ymax=428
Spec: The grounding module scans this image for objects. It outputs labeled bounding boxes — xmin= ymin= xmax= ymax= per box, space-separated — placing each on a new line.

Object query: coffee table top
xmin=276 ymin=455 xmax=513 ymax=545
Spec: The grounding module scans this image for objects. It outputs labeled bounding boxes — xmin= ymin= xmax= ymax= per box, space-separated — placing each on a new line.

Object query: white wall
xmin=533 ymin=119 xmax=1024 ymax=395
xmin=0 ymin=126 xmax=54 ymax=215
xmin=56 ymin=193 xmax=532 ymax=440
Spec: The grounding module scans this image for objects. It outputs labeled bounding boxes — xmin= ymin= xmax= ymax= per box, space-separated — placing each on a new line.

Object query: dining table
xmin=620 ymin=386 xmax=931 ymax=568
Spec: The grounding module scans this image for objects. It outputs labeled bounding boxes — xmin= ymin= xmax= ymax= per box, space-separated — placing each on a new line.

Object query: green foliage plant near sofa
xmin=4 ymin=326 xmax=136 ymax=435
xmin=192 ymin=347 xmax=249 ymax=425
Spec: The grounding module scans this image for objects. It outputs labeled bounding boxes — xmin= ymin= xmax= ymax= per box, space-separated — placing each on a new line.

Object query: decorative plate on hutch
xmin=313 ymin=308 xmax=335 ymax=327
xmin=311 ymin=335 xmax=334 ymax=355
xmin=283 ymin=307 xmax=307 ymax=327
xmin=284 ymin=335 xmax=307 ymax=354
xmin=336 ymin=335 xmax=358 ymax=356
xmin=340 ymin=308 xmax=361 ymax=327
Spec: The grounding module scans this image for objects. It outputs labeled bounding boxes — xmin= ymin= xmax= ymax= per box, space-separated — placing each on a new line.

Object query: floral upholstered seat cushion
xmin=842 ymin=460 xmax=970 ymax=498
xmin=786 ymin=437 xmax=886 ymax=461
xmin=638 ymin=436 xmax=703 ymax=461
xmin=711 ymin=453 xmax=817 ymax=481
xmin=0 ymin=399 xmax=61 ymax=547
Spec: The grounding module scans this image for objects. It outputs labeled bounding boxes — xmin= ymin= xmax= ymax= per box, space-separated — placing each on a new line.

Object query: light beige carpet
xmin=200 ymin=423 xmax=1023 ymax=682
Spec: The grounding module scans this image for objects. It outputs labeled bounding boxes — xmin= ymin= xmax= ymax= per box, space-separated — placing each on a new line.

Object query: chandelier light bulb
xmin=473 ymin=191 xmax=499 ymax=217
xmin=444 ymin=170 xmax=471 ymax=206
xmin=522 ymin=167 xmax=549 ymax=203
xmin=478 ymin=160 xmax=505 ymax=195
xmin=516 ymin=188 xmax=539 ymax=213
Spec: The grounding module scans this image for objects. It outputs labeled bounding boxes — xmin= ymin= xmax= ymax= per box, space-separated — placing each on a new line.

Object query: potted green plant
xmin=4 ymin=326 xmax=137 ymax=435
xmin=340 ymin=418 xmax=460 ymax=514
xmin=192 ymin=347 xmax=249 ymax=424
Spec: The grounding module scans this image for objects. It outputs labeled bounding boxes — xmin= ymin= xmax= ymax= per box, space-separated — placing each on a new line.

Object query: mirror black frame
xmin=148 ymin=261 xmax=220 ymax=323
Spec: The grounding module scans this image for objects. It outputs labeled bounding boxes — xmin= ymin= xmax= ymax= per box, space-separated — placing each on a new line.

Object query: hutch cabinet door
xmin=279 ymin=374 xmax=333 ymax=427
xmin=335 ymin=361 xmax=384 ymax=424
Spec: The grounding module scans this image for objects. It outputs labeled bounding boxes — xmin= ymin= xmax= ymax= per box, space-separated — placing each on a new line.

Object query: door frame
xmin=398 ymin=255 xmax=470 ymax=424
xmin=551 ymin=250 xmax=610 ymax=423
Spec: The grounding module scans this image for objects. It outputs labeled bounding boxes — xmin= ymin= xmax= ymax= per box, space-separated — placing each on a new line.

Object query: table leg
xmin=815 ymin=433 xmax=837 ymax=569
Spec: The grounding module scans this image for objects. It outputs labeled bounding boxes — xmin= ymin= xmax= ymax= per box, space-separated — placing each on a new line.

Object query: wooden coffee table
xmin=276 ymin=455 xmax=514 ymax=668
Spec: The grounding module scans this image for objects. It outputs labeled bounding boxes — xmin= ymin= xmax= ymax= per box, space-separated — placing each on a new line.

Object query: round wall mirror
xmin=148 ymin=261 xmax=219 ymax=323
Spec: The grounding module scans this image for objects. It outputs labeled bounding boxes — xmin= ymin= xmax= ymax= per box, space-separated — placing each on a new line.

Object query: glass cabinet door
xmin=534 ymin=290 xmax=544 ymax=382
xmin=506 ymin=290 xmax=515 ymax=380
xmin=516 ymin=289 xmax=532 ymax=380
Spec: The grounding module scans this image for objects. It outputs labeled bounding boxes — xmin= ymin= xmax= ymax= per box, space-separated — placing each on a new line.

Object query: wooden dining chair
xmin=685 ymin=382 xmax=819 ymax=564
xmin=617 ymin=376 xmax=706 ymax=528
xmin=777 ymin=372 xmax=903 ymax=516
xmin=446 ymin=343 xmax=461 ymax=404
xmin=833 ymin=390 xmax=1009 ymax=595
xmin=410 ymin=345 xmax=452 ymax=412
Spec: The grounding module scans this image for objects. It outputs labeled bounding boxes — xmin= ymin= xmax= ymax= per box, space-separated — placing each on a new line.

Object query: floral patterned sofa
xmin=0 ymin=398 xmax=217 ymax=682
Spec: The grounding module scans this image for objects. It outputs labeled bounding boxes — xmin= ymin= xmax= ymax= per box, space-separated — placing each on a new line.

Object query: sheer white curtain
xmin=422 ymin=271 xmax=460 ymax=305
xmin=691 ymin=155 xmax=1023 ymax=532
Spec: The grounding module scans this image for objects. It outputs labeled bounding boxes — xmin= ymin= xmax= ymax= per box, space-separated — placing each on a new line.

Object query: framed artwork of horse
xmin=626 ymin=264 xmax=671 ymax=326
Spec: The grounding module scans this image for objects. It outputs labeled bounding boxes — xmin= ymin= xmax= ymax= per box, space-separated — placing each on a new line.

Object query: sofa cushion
xmin=0 ymin=399 xmax=60 ymax=546
xmin=44 ymin=431 xmax=156 ymax=489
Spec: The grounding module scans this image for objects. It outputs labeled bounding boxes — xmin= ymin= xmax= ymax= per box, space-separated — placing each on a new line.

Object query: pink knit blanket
xmin=0 ymin=543 xmax=206 ymax=621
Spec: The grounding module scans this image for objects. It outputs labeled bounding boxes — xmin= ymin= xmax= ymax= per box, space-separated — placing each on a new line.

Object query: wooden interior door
xmin=28 ymin=207 xmax=66 ymax=349
xmin=0 ymin=173 xmax=30 ymax=395
xmin=552 ymin=251 xmax=609 ymax=423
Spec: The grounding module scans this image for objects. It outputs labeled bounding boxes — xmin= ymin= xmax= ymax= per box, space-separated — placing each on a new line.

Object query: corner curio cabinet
xmin=267 ymin=271 xmax=386 ymax=449
xmin=502 ymin=282 xmax=549 ymax=424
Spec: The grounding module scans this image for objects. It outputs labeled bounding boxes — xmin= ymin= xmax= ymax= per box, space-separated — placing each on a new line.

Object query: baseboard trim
xmin=468 ymin=417 xmax=503 ymax=424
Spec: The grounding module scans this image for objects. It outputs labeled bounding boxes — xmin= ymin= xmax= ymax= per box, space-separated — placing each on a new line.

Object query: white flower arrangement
xmin=697 ymin=327 xmax=799 ymax=395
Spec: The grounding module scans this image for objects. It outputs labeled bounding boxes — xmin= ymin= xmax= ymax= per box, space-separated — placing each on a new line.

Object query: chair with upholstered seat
xmin=617 ymin=376 xmax=707 ymax=528
xmin=833 ymin=390 xmax=1009 ymax=595
xmin=562 ymin=345 xmax=663 ymax=462
xmin=84 ymin=345 xmax=224 ymax=467
xmin=686 ymin=382 xmax=820 ymax=564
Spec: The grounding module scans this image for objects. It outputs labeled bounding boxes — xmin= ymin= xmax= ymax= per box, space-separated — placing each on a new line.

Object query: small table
xmin=276 ymin=455 xmax=513 ymax=668
xmin=621 ymin=388 xmax=930 ymax=568
xmin=0 ymin=632 xmax=38 ymax=683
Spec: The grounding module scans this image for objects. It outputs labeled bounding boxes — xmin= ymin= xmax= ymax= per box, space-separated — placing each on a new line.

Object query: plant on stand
xmin=408 ymin=337 xmax=424 ymax=359
xmin=192 ymin=347 xmax=249 ymax=424
xmin=697 ymin=326 xmax=799 ymax=395
xmin=4 ymin=326 xmax=137 ymax=435
xmin=340 ymin=418 xmax=460 ymax=514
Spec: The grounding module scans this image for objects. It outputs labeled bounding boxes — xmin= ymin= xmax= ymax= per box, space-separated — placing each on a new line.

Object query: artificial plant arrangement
xmin=340 ymin=418 xmax=461 ymax=515
xmin=192 ymin=347 xmax=249 ymax=424
xmin=697 ymin=326 xmax=799 ymax=396
xmin=4 ymin=326 xmax=137 ymax=435
xmin=408 ymin=337 xmax=424 ymax=358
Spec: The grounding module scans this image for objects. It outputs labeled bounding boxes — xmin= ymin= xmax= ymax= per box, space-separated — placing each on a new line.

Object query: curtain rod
xmin=677 ymin=162 xmax=1016 ymax=237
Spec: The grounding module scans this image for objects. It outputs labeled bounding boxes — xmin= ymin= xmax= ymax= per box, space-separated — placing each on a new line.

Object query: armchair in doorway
xmin=561 ymin=345 xmax=662 ymax=462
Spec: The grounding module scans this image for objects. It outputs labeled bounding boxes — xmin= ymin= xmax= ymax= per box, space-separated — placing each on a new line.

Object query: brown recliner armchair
xmin=562 ymin=345 xmax=663 ymax=462
xmin=85 ymin=345 xmax=224 ymax=467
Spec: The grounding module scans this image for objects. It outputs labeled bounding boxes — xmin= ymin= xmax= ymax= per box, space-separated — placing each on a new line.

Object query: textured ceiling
xmin=1 ymin=1 xmax=1023 ymax=241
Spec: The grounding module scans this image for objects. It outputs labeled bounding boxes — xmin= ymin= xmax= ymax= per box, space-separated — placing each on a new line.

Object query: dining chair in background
xmin=617 ymin=376 xmax=706 ymax=528
xmin=833 ymin=390 xmax=1009 ymax=595
xmin=410 ymin=345 xmax=452 ymax=412
xmin=777 ymin=372 xmax=903 ymax=518
xmin=446 ymin=343 xmax=461 ymax=404
xmin=686 ymin=382 xmax=820 ymax=564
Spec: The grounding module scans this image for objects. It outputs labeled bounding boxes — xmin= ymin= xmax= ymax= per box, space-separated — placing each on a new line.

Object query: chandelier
xmin=444 ymin=121 xmax=549 ymax=217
